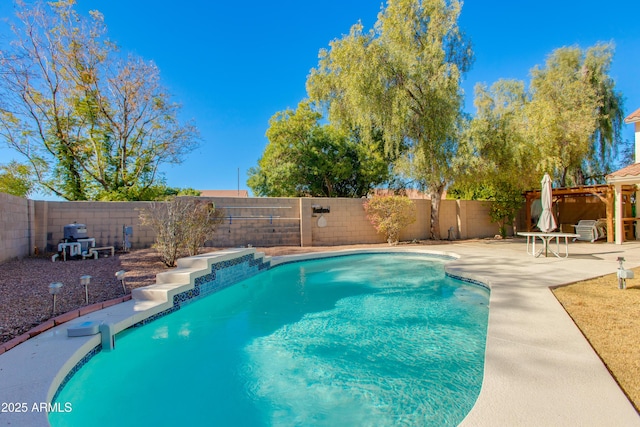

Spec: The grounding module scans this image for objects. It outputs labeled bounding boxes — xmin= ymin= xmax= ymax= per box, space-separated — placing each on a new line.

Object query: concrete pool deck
xmin=442 ymin=240 xmax=640 ymax=426
xmin=1 ymin=239 xmax=640 ymax=426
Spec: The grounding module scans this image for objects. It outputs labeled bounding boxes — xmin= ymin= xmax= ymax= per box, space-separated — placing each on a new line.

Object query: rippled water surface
xmin=51 ymin=253 xmax=489 ymax=427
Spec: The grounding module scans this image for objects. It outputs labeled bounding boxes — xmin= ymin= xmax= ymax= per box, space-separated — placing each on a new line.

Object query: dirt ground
xmin=1 ymin=243 xmax=638 ymax=412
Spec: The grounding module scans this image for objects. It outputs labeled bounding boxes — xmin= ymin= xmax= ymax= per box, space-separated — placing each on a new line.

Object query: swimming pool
xmin=50 ymin=253 xmax=489 ymax=426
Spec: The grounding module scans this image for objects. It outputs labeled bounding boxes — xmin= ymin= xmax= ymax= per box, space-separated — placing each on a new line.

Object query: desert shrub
xmin=182 ymin=200 xmax=225 ymax=256
xmin=489 ymin=190 xmax=524 ymax=239
xmin=363 ymin=195 xmax=416 ymax=245
xmin=140 ymin=197 xmax=225 ymax=267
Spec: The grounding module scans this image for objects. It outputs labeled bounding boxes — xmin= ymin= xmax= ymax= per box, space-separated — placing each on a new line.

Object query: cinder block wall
xmin=0 ymin=193 xmax=31 ymax=263
xmin=39 ymin=197 xmax=302 ymax=251
xmin=305 ymin=198 xmax=501 ymax=245
xmin=208 ymin=197 xmax=301 ymax=247
xmin=42 ymin=200 xmax=154 ymax=251
xmin=461 ymin=200 xmax=499 ymax=238
xmin=308 ymin=198 xmax=388 ymax=245
xmin=0 ymin=193 xmax=504 ymax=259
xmin=304 ymin=198 xmax=433 ymax=245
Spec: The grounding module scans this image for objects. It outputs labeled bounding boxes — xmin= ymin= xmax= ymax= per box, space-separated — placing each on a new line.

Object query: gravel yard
xmin=0 ymin=249 xmax=169 ymax=344
xmin=0 ymin=243 xmax=402 ymax=344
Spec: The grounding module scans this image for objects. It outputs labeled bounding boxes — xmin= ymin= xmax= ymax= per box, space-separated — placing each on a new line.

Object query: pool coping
xmin=1 ymin=242 xmax=640 ymax=426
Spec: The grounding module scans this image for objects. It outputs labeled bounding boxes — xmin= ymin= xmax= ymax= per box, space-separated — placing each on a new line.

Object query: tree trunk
xmin=428 ymin=182 xmax=446 ymax=240
xmin=574 ymin=168 xmax=586 ymax=186
xmin=560 ymin=168 xmax=568 ymax=188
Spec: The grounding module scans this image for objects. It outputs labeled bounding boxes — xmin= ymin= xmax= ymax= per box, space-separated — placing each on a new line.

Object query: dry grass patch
xmin=553 ymin=268 xmax=640 ymax=412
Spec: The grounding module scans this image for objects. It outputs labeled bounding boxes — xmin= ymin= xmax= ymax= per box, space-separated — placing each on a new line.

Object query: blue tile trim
xmin=194 ymin=270 xmax=216 ymax=287
xmin=273 ymin=251 xmax=455 ymax=268
xmin=446 ymin=272 xmax=490 ymax=291
xmin=131 ymin=252 xmax=270 ymax=327
xmin=133 ymin=305 xmax=180 ymax=327
xmin=51 ymin=344 xmax=102 ymax=403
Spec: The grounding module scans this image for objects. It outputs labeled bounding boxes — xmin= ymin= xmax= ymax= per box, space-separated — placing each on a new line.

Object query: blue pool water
xmin=50 ymin=253 xmax=489 ymax=427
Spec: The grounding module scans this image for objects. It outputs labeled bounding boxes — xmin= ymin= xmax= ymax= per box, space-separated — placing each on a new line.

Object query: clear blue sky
xmin=0 ymin=1 xmax=638 ymax=198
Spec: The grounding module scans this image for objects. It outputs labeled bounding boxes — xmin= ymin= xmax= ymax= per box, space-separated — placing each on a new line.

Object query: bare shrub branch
xmin=139 ymin=197 xmax=224 ymax=267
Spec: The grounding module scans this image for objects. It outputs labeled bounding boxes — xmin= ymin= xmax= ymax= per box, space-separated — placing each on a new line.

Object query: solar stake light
xmin=115 ymin=270 xmax=127 ymax=294
xmin=48 ymin=282 xmax=63 ymax=315
xmin=616 ymin=257 xmax=634 ymax=290
xmin=80 ymin=275 xmax=91 ymax=304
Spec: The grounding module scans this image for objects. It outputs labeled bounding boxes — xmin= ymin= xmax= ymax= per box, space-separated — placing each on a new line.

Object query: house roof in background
xmin=606 ymin=162 xmax=640 ymax=183
xmin=199 ymin=190 xmax=249 ymax=198
xmin=624 ymin=107 xmax=640 ymax=124
xmin=372 ymin=189 xmax=448 ymax=199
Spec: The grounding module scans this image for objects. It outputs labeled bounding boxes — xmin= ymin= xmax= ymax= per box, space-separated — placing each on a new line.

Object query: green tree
xmin=307 ymin=0 xmax=472 ymax=239
xmin=460 ymin=44 xmax=626 ymax=191
xmin=464 ymin=80 xmax=533 ymax=185
xmin=97 ymin=182 xmax=202 ymax=201
xmin=0 ymin=0 xmax=198 ymax=201
xmin=248 ymin=101 xmax=390 ymax=197
xmin=0 ymin=161 xmax=34 ymax=197
xmin=580 ymin=43 xmax=626 ymax=183
xmin=526 ymin=44 xmax=623 ymax=187
xmin=451 ymin=80 xmax=536 ymax=234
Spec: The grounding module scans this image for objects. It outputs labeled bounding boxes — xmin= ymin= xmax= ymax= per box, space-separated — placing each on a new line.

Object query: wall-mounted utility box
xmin=312 ymin=205 xmax=330 ymax=214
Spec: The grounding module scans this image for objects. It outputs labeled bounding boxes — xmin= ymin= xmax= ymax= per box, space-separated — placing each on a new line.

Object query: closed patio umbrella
xmin=537 ymin=173 xmax=557 ymax=233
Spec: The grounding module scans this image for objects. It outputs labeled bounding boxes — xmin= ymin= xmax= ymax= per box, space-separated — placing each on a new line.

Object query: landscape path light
xmin=616 ymin=257 xmax=634 ymax=290
xmin=115 ymin=270 xmax=127 ymax=294
xmin=48 ymin=282 xmax=63 ymax=315
xmin=80 ymin=275 xmax=91 ymax=304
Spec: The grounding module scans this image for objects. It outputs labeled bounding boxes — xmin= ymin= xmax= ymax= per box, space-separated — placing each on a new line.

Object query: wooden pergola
xmin=524 ymin=184 xmax=636 ymax=243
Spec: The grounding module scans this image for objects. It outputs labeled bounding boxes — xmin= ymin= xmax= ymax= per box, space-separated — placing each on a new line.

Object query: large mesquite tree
xmin=0 ymin=0 xmax=198 ymax=200
xmin=307 ymin=0 xmax=472 ymax=239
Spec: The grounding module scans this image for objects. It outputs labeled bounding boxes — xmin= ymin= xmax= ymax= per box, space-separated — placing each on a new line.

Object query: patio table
xmin=517 ymin=232 xmax=580 ymax=258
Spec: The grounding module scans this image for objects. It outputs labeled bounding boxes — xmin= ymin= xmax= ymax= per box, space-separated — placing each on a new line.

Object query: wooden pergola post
xmin=614 ymin=184 xmax=624 ymax=245
xmin=606 ymin=187 xmax=614 ymax=243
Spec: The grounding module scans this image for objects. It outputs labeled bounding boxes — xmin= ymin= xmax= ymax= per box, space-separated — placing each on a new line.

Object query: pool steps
xmin=45 ymin=248 xmax=270 ymax=409
xmin=132 ymin=248 xmax=270 ymax=305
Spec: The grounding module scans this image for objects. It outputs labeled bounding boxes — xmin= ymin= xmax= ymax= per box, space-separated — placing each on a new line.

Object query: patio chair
xmin=572 ymin=220 xmax=605 ymax=242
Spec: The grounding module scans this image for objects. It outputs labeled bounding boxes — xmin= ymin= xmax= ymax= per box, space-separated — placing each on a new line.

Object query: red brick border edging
xmin=0 ymin=294 xmax=133 ymax=355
